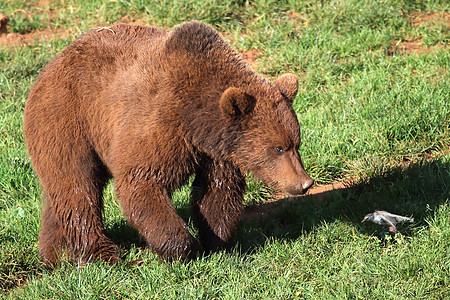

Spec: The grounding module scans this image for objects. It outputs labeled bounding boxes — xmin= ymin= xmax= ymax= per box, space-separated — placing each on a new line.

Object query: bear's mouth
xmin=263 ymin=182 xmax=310 ymax=199
xmin=284 ymin=187 xmax=309 ymax=197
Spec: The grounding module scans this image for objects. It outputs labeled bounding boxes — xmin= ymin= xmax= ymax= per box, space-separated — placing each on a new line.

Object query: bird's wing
xmin=380 ymin=211 xmax=414 ymax=223
xmin=379 ymin=215 xmax=396 ymax=227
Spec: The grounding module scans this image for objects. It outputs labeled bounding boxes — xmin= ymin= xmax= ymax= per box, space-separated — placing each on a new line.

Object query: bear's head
xmin=220 ymin=73 xmax=314 ymax=196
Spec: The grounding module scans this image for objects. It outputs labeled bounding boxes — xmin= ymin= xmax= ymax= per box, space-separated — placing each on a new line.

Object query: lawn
xmin=1 ymin=0 xmax=449 ymax=298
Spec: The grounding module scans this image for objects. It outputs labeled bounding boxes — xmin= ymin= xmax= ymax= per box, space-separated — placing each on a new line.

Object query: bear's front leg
xmin=191 ymin=159 xmax=245 ymax=253
xmin=116 ymin=171 xmax=200 ymax=261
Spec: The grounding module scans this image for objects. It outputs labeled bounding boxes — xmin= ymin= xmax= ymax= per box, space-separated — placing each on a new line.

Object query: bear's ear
xmin=220 ymin=87 xmax=255 ymax=119
xmin=275 ymin=73 xmax=299 ymax=104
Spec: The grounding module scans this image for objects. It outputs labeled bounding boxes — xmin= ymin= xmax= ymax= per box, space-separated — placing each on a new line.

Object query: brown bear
xmin=24 ymin=21 xmax=313 ymax=266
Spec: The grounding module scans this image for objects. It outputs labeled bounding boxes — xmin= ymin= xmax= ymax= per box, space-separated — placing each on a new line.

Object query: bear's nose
xmin=302 ymin=178 xmax=314 ymax=193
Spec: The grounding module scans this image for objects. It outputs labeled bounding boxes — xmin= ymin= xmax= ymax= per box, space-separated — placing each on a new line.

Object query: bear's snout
xmin=302 ymin=177 xmax=314 ymax=193
xmin=285 ymin=177 xmax=314 ymax=196
xmin=273 ymin=149 xmax=314 ymax=196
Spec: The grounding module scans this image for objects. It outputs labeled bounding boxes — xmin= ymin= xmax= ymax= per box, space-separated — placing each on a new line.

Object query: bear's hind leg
xmin=41 ymin=171 xmax=119 ymax=265
xmin=191 ymin=160 xmax=245 ymax=253
xmin=39 ymin=196 xmax=68 ymax=267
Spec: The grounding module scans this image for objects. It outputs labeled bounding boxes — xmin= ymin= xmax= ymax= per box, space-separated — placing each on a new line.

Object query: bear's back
xmin=26 ymin=24 xmax=167 ymax=116
xmin=45 ymin=24 xmax=167 ymax=87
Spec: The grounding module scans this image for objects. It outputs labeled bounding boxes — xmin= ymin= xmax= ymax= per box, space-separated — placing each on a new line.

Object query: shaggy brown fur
xmin=24 ymin=21 xmax=313 ymax=265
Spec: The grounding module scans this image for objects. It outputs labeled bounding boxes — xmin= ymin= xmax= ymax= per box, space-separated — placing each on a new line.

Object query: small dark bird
xmin=362 ymin=210 xmax=414 ymax=233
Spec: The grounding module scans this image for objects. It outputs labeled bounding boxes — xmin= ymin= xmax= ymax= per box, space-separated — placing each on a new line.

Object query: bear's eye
xmin=275 ymin=147 xmax=285 ymax=154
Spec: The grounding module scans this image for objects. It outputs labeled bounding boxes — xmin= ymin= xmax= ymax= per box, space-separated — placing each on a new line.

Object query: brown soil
xmin=285 ymin=10 xmax=309 ymax=28
xmin=388 ymin=38 xmax=447 ymax=55
xmin=240 ymin=49 xmax=260 ymax=67
xmin=409 ymin=11 xmax=450 ymax=27
xmin=241 ymin=181 xmax=350 ymax=223
xmin=0 ymin=28 xmax=71 ymax=47
xmin=37 ymin=0 xmax=51 ymax=6
xmin=389 ymin=11 xmax=449 ymax=55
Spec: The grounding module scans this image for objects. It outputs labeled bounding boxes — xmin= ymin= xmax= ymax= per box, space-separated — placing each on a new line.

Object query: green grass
xmin=1 ymin=0 xmax=449 ymax=298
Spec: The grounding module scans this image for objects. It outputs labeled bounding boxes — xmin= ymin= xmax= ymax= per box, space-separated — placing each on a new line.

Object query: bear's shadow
xmin=105 ymin=158 xmax=449 ymax=257
xmin=237 ymin=158 xmax=448 ymax=252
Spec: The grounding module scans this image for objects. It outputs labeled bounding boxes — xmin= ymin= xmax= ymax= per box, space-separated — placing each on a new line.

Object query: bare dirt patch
xmin=37 ymin=0 xmax=51 ymax=6
xmin=408 ymin=11 xmax=450 ymax=27
xmin=220 ymin=31 xmax=261 ymax=68
xmin=240 ymin=49 xmax=260 ymax=67
xmin=388 ymin=11 xmax=449 ymax=55
xmin=241 ymin=181 xmax=350 ymax=223
xmin=285 ymin=10 xmax=309 ymax=28
xmin=388 ymin=38 xmax=447 ymax=55
xmin=0 ymin=28 xmax=71 ymax=47
xmin=0 ymin=11 xmax=72 ymax=47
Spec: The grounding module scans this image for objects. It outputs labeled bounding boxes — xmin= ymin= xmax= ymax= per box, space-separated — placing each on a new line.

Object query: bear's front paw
xmin=158 ymin=235 xmax=201 ymax=262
